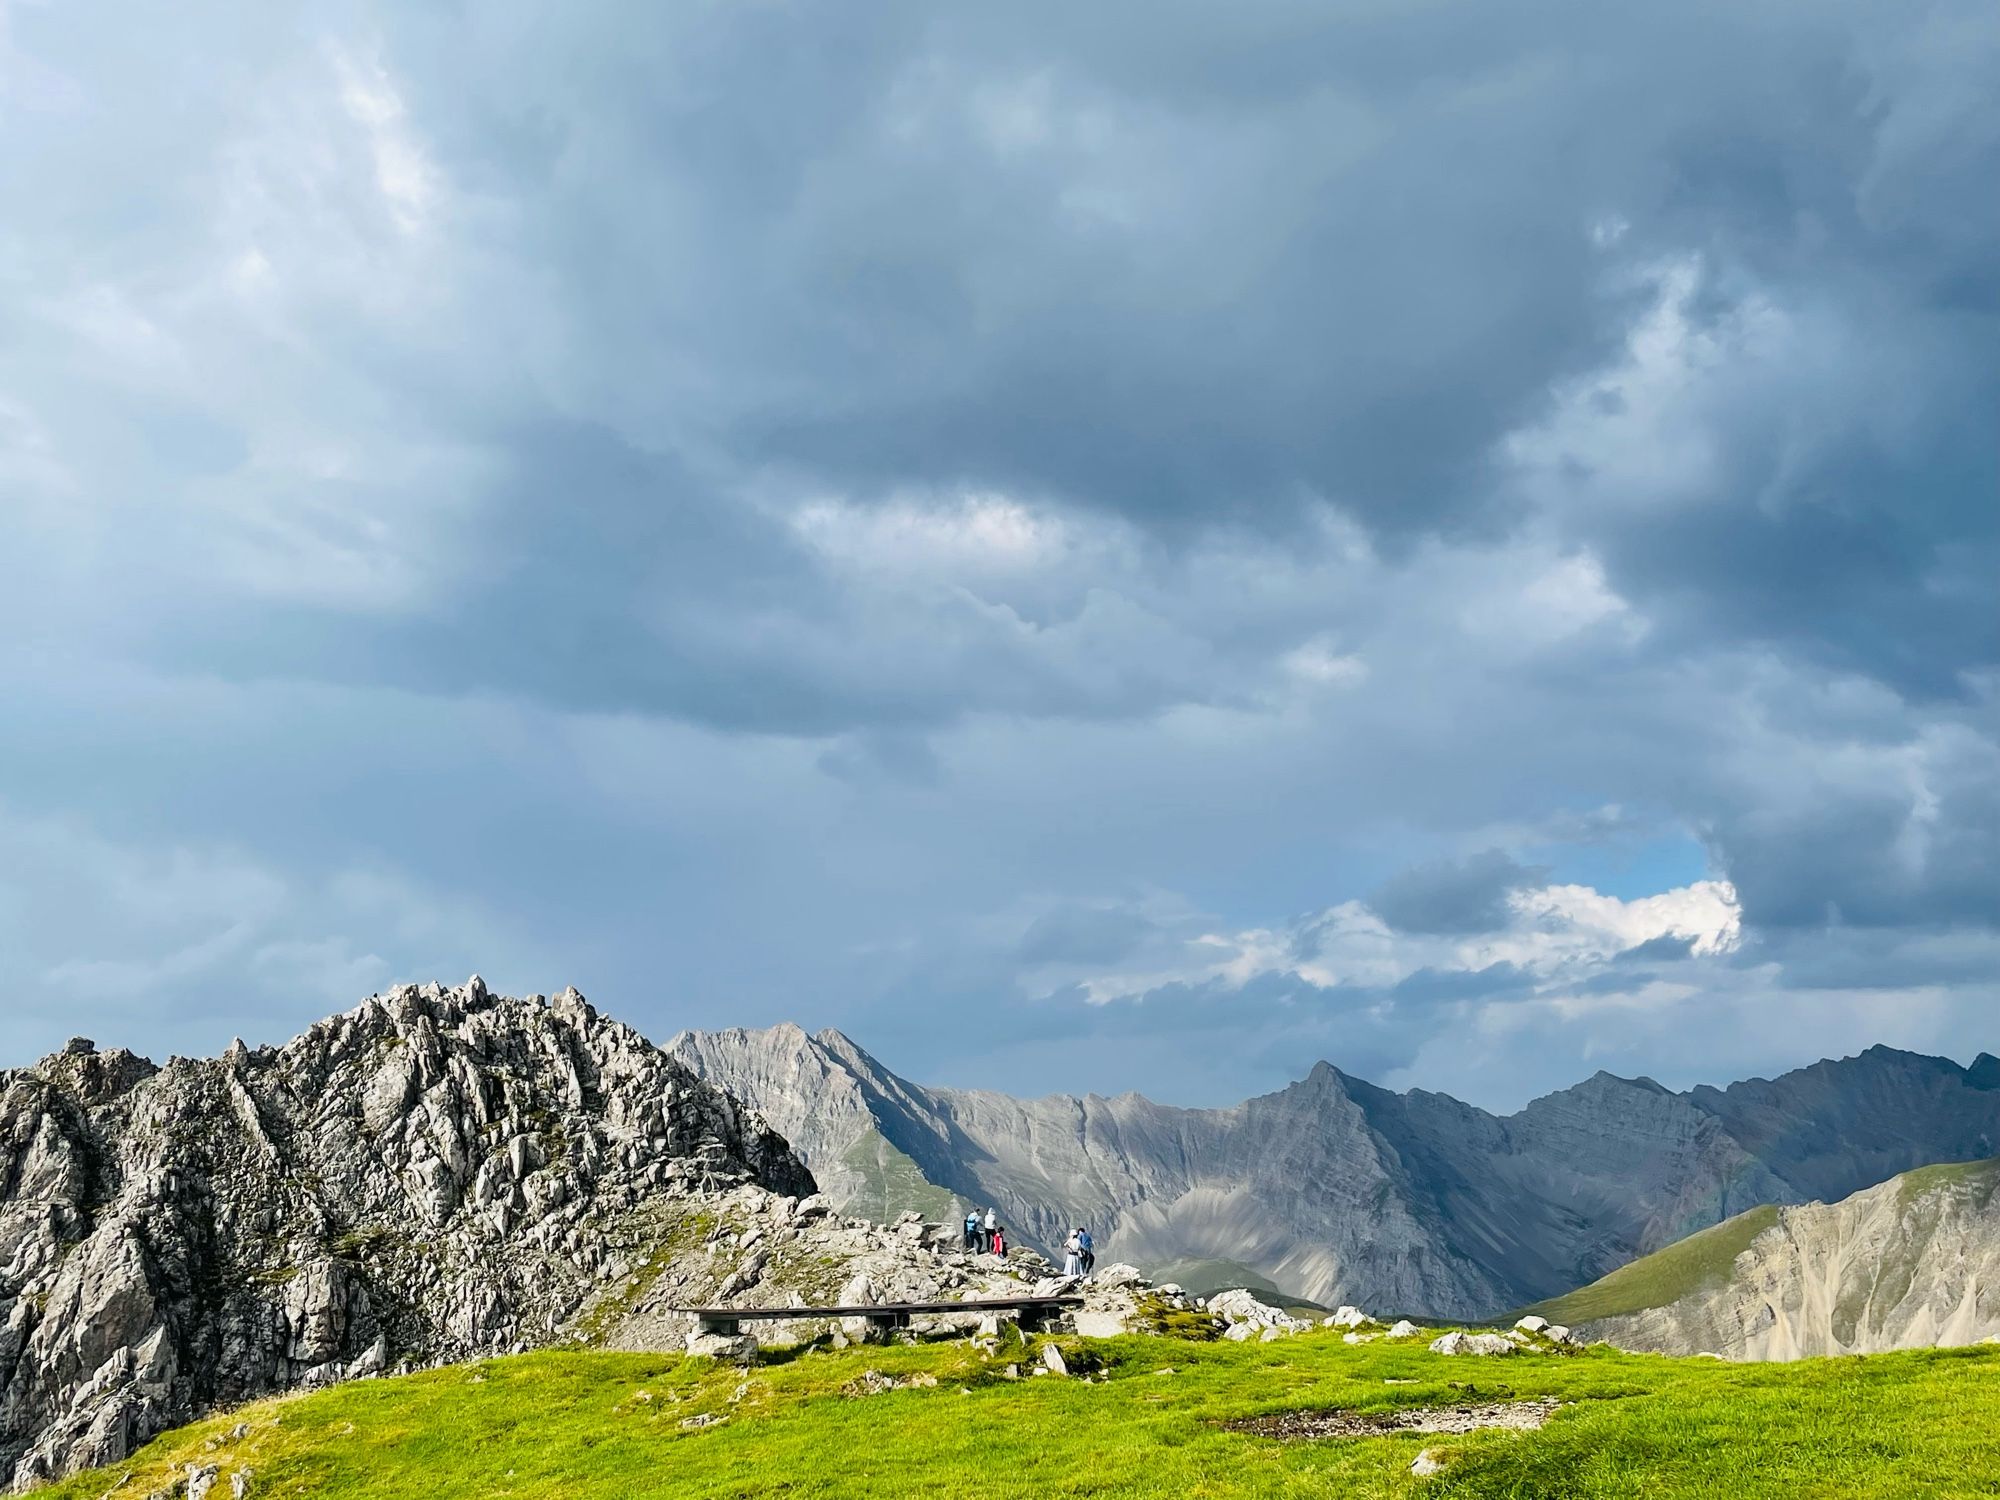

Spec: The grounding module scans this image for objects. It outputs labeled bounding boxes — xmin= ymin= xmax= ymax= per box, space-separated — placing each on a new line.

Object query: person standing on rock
xmin=991 ymin=1223 xmax=1006 ymax=1260
xmin=983 ymin=1206 xmax=998 ymax=1253
xmin=963 ymin=1209 xmax=980 ymax=1251
xmin=1062 ymin=1228 xmax=1084 ymax=1277
xmin=1078 ymin=1227 xmax=1095 ymax=1279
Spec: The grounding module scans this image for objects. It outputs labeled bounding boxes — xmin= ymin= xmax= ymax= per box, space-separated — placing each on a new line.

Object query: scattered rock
xmin=679 ymin=1413 xmax=727 ymax=1431
xmin=1387 ymin=1320 xmax=1421 ymax=1339
xmin=1226 ymin=1396 xmax=1562 ymax=1441
xmin=1514 ymin=1315 xmax=1549 ymax=1334
xmin=1208 ymin=1289 xmax=1311 ymax=1339
xmin=1411 ymin=1448 xmax=1445 ymax=1476
xmin=1042 ymin=1344 xmax=1069 ymax=1376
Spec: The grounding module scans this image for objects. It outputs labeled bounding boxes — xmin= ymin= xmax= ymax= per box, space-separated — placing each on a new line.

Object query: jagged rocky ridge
xmin=1533 ymin=1158 xmax=2000 ymax=1359
xmin=669 ymin=1025 xmax=2000 ymax=1321
xmin=0 ymin=980 xmax=813 ymax=1491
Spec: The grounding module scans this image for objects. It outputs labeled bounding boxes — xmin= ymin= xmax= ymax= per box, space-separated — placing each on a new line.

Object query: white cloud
xmin=791 ymin=491 xmax=1071 ymax=576
xmin=327 ymin=44 xmax=440 ymax=234
xmin=1059 ymin=877 xmax=1740 ymax=1007
xmin=1281 ymin=635 xmax=1369 ymax=688
xmin=1502 ymin=254 xmax=1790 ymax=516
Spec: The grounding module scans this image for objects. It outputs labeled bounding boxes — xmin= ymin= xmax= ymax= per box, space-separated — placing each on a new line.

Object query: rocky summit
xmin=0 ymin=980 xmax=812 ymax=1491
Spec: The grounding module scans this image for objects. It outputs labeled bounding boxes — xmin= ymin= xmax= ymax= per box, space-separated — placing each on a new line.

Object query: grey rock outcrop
xmin=1208 ymin=1289 xmax=1312 ymax=1340
xmin=584 ymin=1188 xmax=1191 ymax=1354
xmin=1546 ymin=1158 xmax=2000 ymax=1359
xmin=1428 ymin=1331 xmax=1516 ymax=1356
xmin=671 ymin=1026 xmax=2000 ymax=1320
xmin=0 ymin=979 xmax=813 ymax=1490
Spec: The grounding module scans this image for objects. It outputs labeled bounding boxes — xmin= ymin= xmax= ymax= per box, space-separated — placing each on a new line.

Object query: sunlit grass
xmin=40 ymin=1331 xmax=2000 ymax=1498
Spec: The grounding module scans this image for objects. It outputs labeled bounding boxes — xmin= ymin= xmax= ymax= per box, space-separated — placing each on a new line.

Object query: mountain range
xmin=667 ymin=1023 xmax=2000 ymax=1319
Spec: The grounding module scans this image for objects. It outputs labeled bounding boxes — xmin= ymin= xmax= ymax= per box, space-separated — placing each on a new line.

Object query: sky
xmin=1 ymin=0 xmax=1995 ymax=1112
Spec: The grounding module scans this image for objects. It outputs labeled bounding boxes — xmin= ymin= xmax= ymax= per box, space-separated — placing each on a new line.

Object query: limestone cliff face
xmin=669 ymin=1027 xmax=2000 ymax=1322
xmin=0 ymin=980 xmax=813 ymax=1491
xmin=1560 ymin=1160 xmax=2000 ymax=1359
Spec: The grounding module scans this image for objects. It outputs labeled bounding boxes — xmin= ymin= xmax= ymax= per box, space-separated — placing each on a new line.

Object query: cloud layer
xmin=0 ymin=0 xmax=1993 ymax=1107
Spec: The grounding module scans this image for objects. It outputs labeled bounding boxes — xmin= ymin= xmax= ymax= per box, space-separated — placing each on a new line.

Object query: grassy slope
xmin=1521 ymin=1204 xmax=1783 ymax=1326
xmin=835 ymin=1128 xmax=962 ymax=1224
xmin=1895 ymin=1157 xmax=2000 ymax=1209
xmin=40 ymin=1332 xmax=2000 ymax=1499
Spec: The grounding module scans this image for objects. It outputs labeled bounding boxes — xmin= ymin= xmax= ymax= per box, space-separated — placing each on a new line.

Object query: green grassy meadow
xmin=1521 ymin=1205 xmax=1784 ymax=1325
xmin=43 ymin=1330 xmax=2000 ymax=1499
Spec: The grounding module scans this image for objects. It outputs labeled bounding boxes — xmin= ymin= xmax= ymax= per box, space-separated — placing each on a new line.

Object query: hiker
xmin=983 ymin=1206 xmax=998 ymax=1253
xmin=991 ymin=1224 xmax=1006 ymax=1259
xmin=963 ymin=1209 xmax=979 ymax=1251
xmin=1062 ymin=1227 xmax=1084 ymax=1278
xmin=1078 ymin=1226 xmax=1095 ymax=1278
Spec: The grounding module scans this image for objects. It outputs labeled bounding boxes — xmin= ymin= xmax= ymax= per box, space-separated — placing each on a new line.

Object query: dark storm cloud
xmin=1370 ymin=851 xmax=1549 ymax=936
xmin=361 ymin=0 xmax=1999 ymax=702
xmin=1614 ymin=933 xmax=1698 ymax=963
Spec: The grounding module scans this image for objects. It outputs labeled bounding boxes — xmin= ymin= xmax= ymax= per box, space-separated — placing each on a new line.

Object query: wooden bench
xmin=669 ymin=1296 xmax=1083 ymax=1338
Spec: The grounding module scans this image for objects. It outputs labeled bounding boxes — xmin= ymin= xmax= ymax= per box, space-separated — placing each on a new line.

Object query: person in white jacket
xmin=1062 ymin=1228 xmax=1084 ymax=1278
xmin=982 ymin=1207 xmax=998 ymax=1253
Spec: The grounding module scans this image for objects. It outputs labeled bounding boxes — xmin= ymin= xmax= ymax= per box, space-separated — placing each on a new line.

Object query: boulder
xmin=1387 ymin=1319 xmax=1421 ymax=1339
xmin=1071 ymin=1311 xmax=1132 ymax=1338
xmin=1092 ymin=1263 xmax=1148 ymax=1290
xmin=684 ymin=1332 xmax=757 ymax=1363
xmin=1429 ymin=1331 xmax=1516 ymax=1357
xmin=1514 ymin=1315 xmax=1550 ymax=1334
